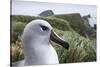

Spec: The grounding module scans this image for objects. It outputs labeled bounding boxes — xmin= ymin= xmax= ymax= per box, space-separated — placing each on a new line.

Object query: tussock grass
xmin=51 ymin=29 xmax=96 ymax=63
xmin=11 ymin=41 xmax=24 ymax=62
xmin=12 ymin=21 xmax=26 ymax=43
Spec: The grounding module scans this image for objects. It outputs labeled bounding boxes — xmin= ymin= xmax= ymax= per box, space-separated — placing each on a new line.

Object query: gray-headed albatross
xmin=12 ymin=19 xmax=69 ymax=66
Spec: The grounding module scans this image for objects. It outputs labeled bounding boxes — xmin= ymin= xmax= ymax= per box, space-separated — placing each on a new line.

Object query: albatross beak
xmin=50 ymin=30 xmax=69 ymax=49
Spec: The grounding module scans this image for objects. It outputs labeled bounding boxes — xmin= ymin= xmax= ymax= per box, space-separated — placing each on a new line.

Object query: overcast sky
xmin=12 ymin=0 xmax=97 ymax=17
xmin=11 ymin=0 xmax=97 ymax=26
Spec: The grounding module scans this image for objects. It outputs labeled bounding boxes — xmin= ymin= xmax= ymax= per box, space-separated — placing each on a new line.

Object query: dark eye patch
xmin=40 ymin=25 xmax=49 ymax=31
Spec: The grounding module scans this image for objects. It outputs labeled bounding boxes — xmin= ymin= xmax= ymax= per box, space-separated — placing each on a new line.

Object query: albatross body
xmin=12 ymin=19 xmax=69 ymax=66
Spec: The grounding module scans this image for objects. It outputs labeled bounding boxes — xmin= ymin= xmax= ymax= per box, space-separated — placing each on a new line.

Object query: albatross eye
xmin=40 ymin=25 xmax=49 ymax=31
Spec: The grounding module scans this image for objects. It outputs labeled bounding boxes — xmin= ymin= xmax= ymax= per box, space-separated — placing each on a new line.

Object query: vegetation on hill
xmin=52 ymin=13 xmax=95 ymax=38
xmin=11 ymin=13 xmax=96 ymax=63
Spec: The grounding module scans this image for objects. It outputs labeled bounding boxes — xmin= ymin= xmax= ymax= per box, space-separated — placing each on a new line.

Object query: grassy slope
xmin=11 ymin=13 xmax=96 ymax=63
xmin=52 ymin=13 xmax=95 ymax=38
xmin=52 ymin=29 xmax=96 ymax=63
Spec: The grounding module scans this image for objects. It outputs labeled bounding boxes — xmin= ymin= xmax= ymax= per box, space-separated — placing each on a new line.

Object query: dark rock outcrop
xmin=39 ymin=10 xmax=54 ymax=17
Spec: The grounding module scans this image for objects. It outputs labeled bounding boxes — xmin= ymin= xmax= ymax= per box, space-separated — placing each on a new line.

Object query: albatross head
xmin=22 ymin=19 xmax=69 ymax=49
